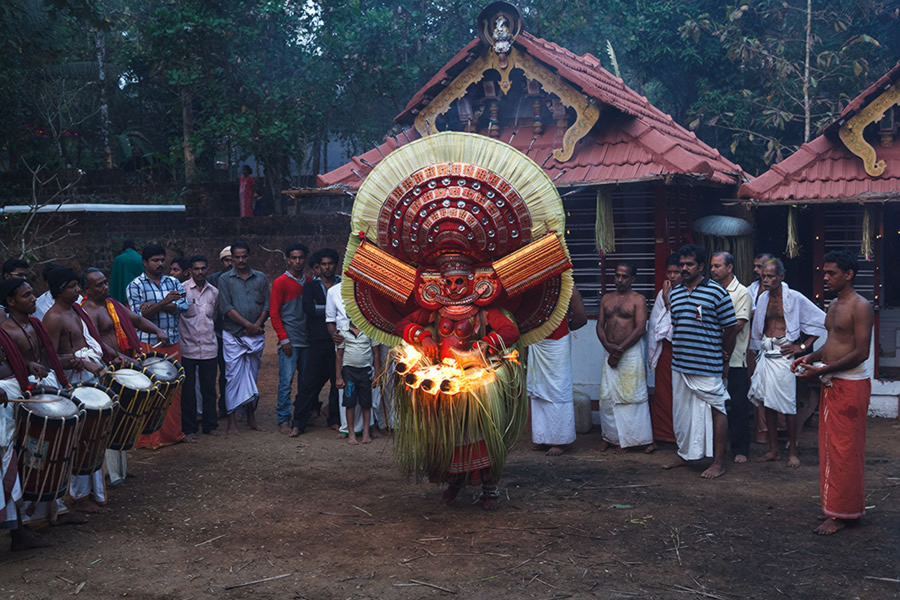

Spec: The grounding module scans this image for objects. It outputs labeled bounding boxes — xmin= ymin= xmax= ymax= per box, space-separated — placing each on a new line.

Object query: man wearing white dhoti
xmin=596 ymin=263 xmax=653 ymax=452
xmin=749 ymin=259 xmax=825 ymax=467
xmin=528 ymin=288 xmax=586 ymax=456
xmin=42 ymin=268 xmax=120 ymax=513
xmin=664 ymin=245 xmax=737 ymax=479
xmin=217 ymin=241 xmax=269 ymax=435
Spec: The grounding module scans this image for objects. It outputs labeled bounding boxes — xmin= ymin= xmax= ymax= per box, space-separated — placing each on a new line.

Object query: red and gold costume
xmin=342 ymin=131 xmax=573 ymax=499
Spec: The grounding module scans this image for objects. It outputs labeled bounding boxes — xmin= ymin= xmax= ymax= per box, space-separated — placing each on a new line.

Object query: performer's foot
xmin=279 ymin=423 xmax=291 ymax=435
xmin=545 ymin=445 xmax=565 ymax=456
xmin=182 ymin=433 xmax=198 ymax=443
xmin=643 ymin=443 xmax=657 ymax=454
xmin=814 ymin=517 xmax=846 ymax=535
xmin=289 ymin=427 xmax=302 ymax=438
xmin=787 ymin=454 xmax=801 ymax=468
xmin=72 ymin=497 xmax=107 ymax=514
xmin=599 ymin=440 xmax=610 ymax=452
xmin=10 ymin=528 xmax=53 ymax=551
xmin=441 ymin=484 xmax=462 ymax=506
xmin=361 ymin=434 xmax=372 ymax=444
xmin=700 ymin=462 xmax=725 ymax=479
xmin=662 ymin=457 xmax=688 ymax=470
xmin=756 ymin=450 xmax=780 ymax=462
xmin=733 ymin=454 xmax=748 ymax=464
xmin=50 ymin=513 xmax=87 ymax=526
xmin=482 ymin=496 xmax=500 ymax=511
xmin=347 ymin=434 xmax=359 ymax=445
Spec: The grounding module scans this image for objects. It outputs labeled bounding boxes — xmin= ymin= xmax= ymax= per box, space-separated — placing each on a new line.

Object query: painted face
xmin=760 ymin=263 xmax=784 ymax=291
xmin=613 ymin=265 xmax=634 ymax=293
xmin=665 ymin=264 xmax=682 ymax=286
xmin=85 ymin=271 xmax=109 ymax=300
xmin=440 ymin=269 xmax=472 ymax=300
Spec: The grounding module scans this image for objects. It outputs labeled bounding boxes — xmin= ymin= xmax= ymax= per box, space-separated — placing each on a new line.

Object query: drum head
xmin=141 ymin=358 xmax=179 ymax=382
xmin=111 ymin=369 xmax=154 ymax=390
xmin=71 ymin=386 xmax=115 ymax=410
xmin=25 ymin=395 xmax=80 ymax=418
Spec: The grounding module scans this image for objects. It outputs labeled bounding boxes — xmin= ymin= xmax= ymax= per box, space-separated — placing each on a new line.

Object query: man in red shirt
xmin=270 ymin=244 xmax=309 ymax=434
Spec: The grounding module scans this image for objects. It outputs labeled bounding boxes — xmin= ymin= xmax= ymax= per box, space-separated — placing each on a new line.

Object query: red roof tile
xmin=740 ymin=63 xmax=900 ymax=204
xmin=319 ymin=32 xmax=745 ymax=190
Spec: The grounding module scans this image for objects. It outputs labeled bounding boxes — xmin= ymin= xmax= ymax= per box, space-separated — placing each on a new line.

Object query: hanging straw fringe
xmin=859 ymin=206 xmax=873 ymax=260
xmin=595 ymin=189 xmax=615 ymax=255
xmin=785 ymin=207 xmax=800 ymax=259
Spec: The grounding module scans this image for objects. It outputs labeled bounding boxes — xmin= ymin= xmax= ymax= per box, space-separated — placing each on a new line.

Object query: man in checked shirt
xmin=127 ymin=243 xmax=189 ymax=448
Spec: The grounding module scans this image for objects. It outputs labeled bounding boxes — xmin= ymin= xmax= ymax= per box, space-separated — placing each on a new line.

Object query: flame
xmin=394 ymin=343 xmax=423 ymax=375
xmin=503 ymin=349 xmax=520 ymax=365
xmin=395 ymin=343 xmax=504 ymax=396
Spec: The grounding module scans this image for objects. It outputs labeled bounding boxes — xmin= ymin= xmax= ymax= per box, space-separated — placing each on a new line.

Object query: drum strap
xmin=0 ymin=326 xmax=30 ymax=390
xmin=73 ymin=303 xmax=116 ymax=364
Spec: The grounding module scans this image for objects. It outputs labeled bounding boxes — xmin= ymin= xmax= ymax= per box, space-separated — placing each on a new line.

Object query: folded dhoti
xmin=527 ymin=334 xmax=576 ymax=446
xmin=672 ymin=371 xmax=729 ymax=461
xmin=1 ymin=378 xmax=24 ymax=524
xmin=748 ymin=336 xmax=796 ymax=414
xmin=599 ymin=344 xmax=652 ymax=448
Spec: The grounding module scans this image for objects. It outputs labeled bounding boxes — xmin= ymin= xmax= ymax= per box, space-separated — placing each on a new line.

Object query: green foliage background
xmin=1 ymin=0 xmax=897 ymax=186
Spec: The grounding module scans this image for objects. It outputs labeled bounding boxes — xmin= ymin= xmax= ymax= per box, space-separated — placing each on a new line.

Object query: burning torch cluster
xmin=392 ymin=344 xmax=520 ymax=397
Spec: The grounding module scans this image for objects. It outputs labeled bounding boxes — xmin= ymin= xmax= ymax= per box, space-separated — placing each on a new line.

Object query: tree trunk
xmin=96 ymin=29 xmax=114 ymax=168
xmin=803 ymin=0 xmax=811 ymax=143
xmin=181 ymin=87 xmax=197 ymax=183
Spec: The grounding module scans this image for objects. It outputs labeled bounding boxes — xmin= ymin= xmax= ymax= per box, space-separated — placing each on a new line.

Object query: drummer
xmin=0 ymin=278 xmax=84 ymax=528
xmin=42 ymin=268 xmax=128 ymax=514
xmin=80 ymin=267 xmax=170 ymax=487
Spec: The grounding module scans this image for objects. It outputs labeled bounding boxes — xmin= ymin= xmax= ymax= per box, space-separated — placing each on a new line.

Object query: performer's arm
xmin=397 ymin=309 xmax=437 ymax=359
xmin=568 ymin=287 xmax=587 ymax=331
xmin=482 ymin=308 xmax=519 ymax=348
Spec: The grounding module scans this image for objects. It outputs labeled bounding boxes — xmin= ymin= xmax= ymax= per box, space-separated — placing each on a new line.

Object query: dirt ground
xmin=2 ymin=331 xmax=899 ymax=600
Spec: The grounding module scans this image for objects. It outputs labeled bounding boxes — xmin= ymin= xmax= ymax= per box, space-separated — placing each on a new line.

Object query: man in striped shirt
xmin=663 ymin=244 xmax=737 ymax=479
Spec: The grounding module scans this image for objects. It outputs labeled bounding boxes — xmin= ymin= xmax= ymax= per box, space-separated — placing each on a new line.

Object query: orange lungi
xmin=135 ymin=342 xmax=185 ymax=449
xmin=819 ymin=377 xmax=870 ymax=520
xmin=650 ymin=340 xmax=676 ymax=443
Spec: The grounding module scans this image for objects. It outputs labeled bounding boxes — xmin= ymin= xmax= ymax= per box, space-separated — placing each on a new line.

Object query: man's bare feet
xmin=183 ymin=433 xmax=197 ymax=443
xmin=330 ymin=424 xmax=340 ymax=432
xmin=643 ymin=443 xmax=657 ymax=454
xmin=51 ymin=512 xmax=87 ymax=526
xmin=482 ymin=496 xmax=500 ymax=511
xmin=289 ymin=426 xmax=301 ymax=437
xmin=226 ymin=414 xmax=240 ymax=435
xmin=441 ymin=484 xmax=462 ymax=505
xmin=662 ymin=457 xmax=688 ymax=470
xmin=733 ymin=454 xmax=748 ymax=464
xmin=700 ymin=462 xmax=726 ymax=479
xmin=347 ymin=435 xmax=359 ymax=445
xmin=599 ymin=440 xmax=610 ymax=452
xmin=10 ymin=528 xmax=53 ymax=551
xmin=756 ymin=450 xmax=780 ymax=462
xmin=613 ymin=445 xmax=627 ymax=455
xmin=787 ymin=455 xmax=801 ymax=468
xmin=279 ymin=423 xmax=291 ymax=435
xmin=361 ymin=434 xmax=372 ymax=444
xmin=247 ymin=414 xmax=265 ymax=432
xmin=368 ymin=429 xmax=380 ymax=439
xmin=814 ymin=517 xmax=846 ymax=535
xmin=72 ymin=497 xmax=108 ymax=514
xmin=545 ymin=445 xmax=565 ymax=456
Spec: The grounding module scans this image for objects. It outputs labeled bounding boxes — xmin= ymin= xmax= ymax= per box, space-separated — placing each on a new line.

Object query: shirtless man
xmin=0 ymin=279 xmax=85 ymax=527
xmin=596 ymin=262 xmax=653 ymax=453
xmin=748 ymin=259 xmax=824 ymax=467
xmin=793 ymin=250 xmax=873 ymax=535
xmin=79 ymin=268 xmax=168 ymax=358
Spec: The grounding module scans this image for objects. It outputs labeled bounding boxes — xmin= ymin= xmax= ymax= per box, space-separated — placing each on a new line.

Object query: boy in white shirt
xmin=335 ymin=321 xmax=380 ymax=445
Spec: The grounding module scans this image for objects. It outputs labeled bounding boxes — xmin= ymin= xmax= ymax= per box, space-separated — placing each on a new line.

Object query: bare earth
xmin=2 ymin=330 xmax=899 ymax=599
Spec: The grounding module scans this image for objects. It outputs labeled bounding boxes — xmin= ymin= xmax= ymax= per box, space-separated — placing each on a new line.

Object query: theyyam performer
xmin=341 ymin=131 xmax=573 ymax=510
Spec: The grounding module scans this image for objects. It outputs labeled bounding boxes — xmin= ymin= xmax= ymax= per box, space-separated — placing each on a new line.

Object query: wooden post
xmin=873 ymin=204 xmax=883 ymax=377
xmin=653 ymin=185 xmax=668 ymax=295
xmin=812 ymin=206 xmax=825 ymax=307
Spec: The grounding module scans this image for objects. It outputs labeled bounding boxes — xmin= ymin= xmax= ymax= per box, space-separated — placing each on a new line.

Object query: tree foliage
xmin=1 ymin=0 xmax=897 ymax=189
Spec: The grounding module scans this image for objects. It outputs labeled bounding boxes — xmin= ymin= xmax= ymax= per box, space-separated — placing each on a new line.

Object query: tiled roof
xmin=318 ymin=32 xmax=745 ymax=190
xmin=739 ymin=63 xmax=900 ymax=204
